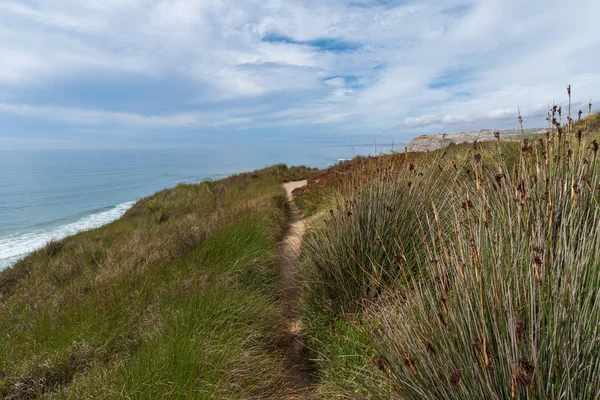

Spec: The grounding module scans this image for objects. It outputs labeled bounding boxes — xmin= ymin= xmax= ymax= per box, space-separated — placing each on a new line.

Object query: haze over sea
xmin=0 ymin=142 xmax=400 ymax=269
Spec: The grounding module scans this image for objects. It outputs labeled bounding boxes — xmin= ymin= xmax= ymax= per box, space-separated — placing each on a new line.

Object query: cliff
xmin=406 ymin=128 xmax=548 ymax=152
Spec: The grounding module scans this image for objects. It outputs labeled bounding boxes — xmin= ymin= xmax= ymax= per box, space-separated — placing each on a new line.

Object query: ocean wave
xmin=0 ymin=201 xmax=135 ymax=270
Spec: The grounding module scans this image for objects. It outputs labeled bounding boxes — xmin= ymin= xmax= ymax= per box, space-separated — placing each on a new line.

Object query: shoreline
xmin=0 ymin=201 xmax=135 ymax=271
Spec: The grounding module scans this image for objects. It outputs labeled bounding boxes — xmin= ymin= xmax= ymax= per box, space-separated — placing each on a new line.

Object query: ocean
xmin=0 ymin=143 xmax=401 ymax=269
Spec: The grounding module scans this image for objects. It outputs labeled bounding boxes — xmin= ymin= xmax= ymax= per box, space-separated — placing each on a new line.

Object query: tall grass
xmin=300 ymin=92 xmax=600 ymax=398
xmin=0 ymin=164 xmax=313 ymax=398
xmin=301 ymin=154 xmax=450 ymax=317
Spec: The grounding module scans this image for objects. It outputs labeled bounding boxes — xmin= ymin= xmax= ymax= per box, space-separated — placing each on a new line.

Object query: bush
xmin=301 ymin=156 xmax=450 ymax=317
xmin=365 ymin=129 xmax=600 ymax=398
xmin=300 ymin=99 xmax=600 ymax=398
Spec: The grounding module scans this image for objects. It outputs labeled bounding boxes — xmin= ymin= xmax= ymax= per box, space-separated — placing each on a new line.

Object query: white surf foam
xmin=0 ymin=201 xmax=135 ymax=270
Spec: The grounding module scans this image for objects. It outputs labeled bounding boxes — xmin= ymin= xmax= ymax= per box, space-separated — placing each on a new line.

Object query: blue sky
xmin=0 ymin=0 xmax=599 ymax=149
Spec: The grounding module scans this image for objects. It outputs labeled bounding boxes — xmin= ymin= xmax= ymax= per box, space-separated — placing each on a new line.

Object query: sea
xmin=0 ymin=142 xmax=402 ymax=270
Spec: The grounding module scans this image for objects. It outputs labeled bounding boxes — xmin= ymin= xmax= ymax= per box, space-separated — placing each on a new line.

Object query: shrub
xmin=365 ymin=125 xmax=600 ymax=398
xmin=300 ymin=92 xmax=600 ymax=398
xmin=301 ymin=156 xmax=450 ymax=317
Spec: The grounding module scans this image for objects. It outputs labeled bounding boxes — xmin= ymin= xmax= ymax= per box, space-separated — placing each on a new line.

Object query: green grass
xmin=299 ymin=108 xmax=600 ymax=398
xmin=3 ymin=100 xmax=599 ymax=398
xmin=0 ymin=164 xmax=313 ymax=399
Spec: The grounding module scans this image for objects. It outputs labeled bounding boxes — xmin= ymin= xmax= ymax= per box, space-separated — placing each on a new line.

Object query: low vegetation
xmin=2 ymin=89 xmax=599 ymax=399
xmin=298 ymin=95 xmax=600 ymax=398
xmin=0 ymin=164 xmax=313 ymax=399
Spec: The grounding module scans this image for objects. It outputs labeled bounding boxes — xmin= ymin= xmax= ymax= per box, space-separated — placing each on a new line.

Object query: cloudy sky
xmin=1 ymin=0 xmax=599 ymax=149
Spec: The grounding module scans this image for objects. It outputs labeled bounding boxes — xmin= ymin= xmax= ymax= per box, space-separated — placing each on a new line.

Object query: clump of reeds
xmin=302 ymin=87 xmax=600 ymax=398
xmin=301 ymin=152 xmax=453 ymax=317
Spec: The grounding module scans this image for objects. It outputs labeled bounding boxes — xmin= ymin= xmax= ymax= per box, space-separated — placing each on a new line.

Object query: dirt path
xmin=278 ymin=180 xmax=313 ymax=399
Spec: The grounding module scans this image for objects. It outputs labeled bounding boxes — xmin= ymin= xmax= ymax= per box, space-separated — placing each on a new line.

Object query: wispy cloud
xmin=0 ymin=0 xmax=598 ymax=147
xmin=0 ymin=102 xmax=199 ymax=126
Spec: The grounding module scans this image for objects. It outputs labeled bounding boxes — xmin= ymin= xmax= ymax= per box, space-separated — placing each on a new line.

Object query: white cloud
xmin=405 ymin=115 xmax=441 ymax=128
xmin=324 ymin=77 xmax=346 ymax=87
xmin=0 ymin=0 xmax=599 ymax=142
xmin=0 ymin=102 xmax=199 ymax=126
xmin=0 ymin=102 xmax=267 ymax=129
xmin=486 ymin=108 xmax=516 ymax=120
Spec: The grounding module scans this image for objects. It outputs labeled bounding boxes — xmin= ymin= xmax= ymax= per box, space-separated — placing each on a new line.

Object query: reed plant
xmin=301 ymin=89 xmax=600 ymax=398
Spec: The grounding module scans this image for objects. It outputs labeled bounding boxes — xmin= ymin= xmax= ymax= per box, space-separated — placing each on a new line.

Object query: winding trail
xmin=278 ymin=180 xmax=313 ymax=399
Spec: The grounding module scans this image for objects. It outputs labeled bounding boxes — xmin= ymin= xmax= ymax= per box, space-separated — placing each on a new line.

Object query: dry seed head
xmin=517 ymin=358 xmax=535 ymax=386
xmin=516 ymin=322 xmax=525 ymax=344
xmin=437 ymin=312 xmax=448 ymax=329
xmin=539 ymin=138 xmax=547 ymax=155
xmin=450 ymin=372 xmax=461 ymax=387
xmin=461 ymin=199 xmax=473 ymax=211
xmin=544 ymin=190 xmax=550 ymax=202
xmin=426 ymin=341 xmax=437 ymax=356
xmin=403 ymin=356 xmax=415 ymax=370
xmin=440 ymin=296 xmax=448 ymax=310
xmin=394 ymin=249 xmax=406 ymax=265
xmin=495 ymin=173 xmax=504 ymax=186
xmin=533 ymin=255 xmax=543 ymax=281
xmin=521 ymin=139 xmax=533 ymax=154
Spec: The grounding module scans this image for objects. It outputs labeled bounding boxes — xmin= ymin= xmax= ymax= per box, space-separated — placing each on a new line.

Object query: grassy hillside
xmin=2 ymin=104 xmax=599 ymax=399
xmin=0 ymin=164 xmax=313 ymax=399
xmin=297 ymin=110 xmax=600 ymax=398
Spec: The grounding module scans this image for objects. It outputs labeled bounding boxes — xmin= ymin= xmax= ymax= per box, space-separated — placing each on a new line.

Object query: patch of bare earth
xmin=277 ymin=180 xmax=314 ymax=399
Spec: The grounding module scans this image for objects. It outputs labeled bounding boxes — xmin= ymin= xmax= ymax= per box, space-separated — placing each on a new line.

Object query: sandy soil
xmin=278 ymin=180 xmax=313 ymax=399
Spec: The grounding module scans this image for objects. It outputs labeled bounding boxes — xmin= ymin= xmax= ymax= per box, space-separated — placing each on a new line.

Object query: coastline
xmin=0 ymin=201 xmax=135 ymax=270
xmin=0 ymin=145 xmax=399 ymax=272
xmin=406 ymin=128 xmax=547 ymax=152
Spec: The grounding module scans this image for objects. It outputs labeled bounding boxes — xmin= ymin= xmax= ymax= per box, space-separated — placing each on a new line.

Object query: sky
xmin=0 ymin=0 xmax=599 ymax=149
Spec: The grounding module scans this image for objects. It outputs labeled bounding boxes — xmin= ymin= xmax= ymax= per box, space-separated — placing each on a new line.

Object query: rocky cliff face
xmin=406 ymin=128 xmax=548 ymax=152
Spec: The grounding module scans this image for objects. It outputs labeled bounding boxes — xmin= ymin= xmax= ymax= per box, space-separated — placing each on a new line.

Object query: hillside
xmin=0 ymin=165 xmax=314 ymax=399
xmin=1 ymin=109 xmax=599 ymax=399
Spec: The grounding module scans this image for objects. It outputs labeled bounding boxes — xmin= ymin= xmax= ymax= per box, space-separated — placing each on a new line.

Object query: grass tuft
xmin=0 ymin=164 xmax=314 ymax=399
xmin=299 ymin=97 xmax=600 ymax=398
